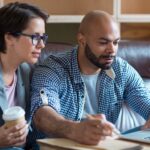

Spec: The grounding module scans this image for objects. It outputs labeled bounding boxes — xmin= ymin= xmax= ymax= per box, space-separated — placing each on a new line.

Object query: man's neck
xmin=78 ymin=49 xmax=101 ymax=75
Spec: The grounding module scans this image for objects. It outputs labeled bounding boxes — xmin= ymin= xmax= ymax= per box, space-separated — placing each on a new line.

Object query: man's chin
xmin=102 ymin=66 xmax=111 ymax=70
xmin=99 ymin=63 xmax=112 ymax=70
xmin=92 ymin=60 xmax=113 ymax=70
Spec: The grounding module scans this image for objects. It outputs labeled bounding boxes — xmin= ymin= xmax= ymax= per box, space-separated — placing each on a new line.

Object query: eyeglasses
xmin=10 ymin=32 xmax=48 ymax=46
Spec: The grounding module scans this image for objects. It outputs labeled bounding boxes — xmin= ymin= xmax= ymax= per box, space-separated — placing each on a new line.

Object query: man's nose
xmin=106 ymin=42 xmax=116 ymax=53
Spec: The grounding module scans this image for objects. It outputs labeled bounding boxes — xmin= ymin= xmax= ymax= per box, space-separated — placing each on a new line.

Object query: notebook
xmin=120 ymin=125 xmax=150 ymax=144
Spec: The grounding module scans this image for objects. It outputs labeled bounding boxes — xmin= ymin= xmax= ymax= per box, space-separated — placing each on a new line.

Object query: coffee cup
xmin=2 ymin=106 xmax=25 ymax=128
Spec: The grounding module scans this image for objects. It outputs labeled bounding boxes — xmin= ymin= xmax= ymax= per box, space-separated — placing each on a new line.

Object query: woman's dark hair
xmin=0 ymin=2 xmax=49 ymax=53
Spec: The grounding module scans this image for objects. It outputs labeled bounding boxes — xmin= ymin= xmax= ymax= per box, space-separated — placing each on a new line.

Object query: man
xmin=30 ymin=10 xmax=150 ymax=145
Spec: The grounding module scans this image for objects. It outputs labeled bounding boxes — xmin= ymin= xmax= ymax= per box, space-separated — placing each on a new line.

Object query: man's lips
xmin=99 ymin=55 xmax=115 ymax=63
xmin=101 ymin=55 xmax=115 ymax=59
xmin=104 ymin=58 xmax=113 ymax=63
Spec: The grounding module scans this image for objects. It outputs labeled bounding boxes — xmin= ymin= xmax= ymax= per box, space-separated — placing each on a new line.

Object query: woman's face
xmin=11 ymin=18 xmax=46 ymax=64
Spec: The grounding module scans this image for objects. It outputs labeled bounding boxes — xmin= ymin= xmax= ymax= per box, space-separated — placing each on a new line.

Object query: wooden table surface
xmin=37 ymin=138 xmax=150 ymax=150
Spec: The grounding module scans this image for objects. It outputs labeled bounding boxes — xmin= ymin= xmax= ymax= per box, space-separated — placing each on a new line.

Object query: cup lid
xmin=2 ymin=106 xmax=25 ymax=121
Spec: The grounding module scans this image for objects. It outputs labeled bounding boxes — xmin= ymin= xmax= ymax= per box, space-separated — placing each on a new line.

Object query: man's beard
xmin=85 ymin=44 xmax=115 ymax=70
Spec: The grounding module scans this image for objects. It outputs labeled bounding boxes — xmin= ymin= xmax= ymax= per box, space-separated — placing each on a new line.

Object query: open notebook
xmin=120 ymin=125 xmax=150 ymax=144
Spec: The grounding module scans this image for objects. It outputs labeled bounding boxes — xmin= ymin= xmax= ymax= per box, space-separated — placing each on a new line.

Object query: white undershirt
xmin=4 ymin=73 xmax=17 ymax=107
xmin=115 ymin=103 xmax=145 ymax=132
xmin=81 ymin=71 xmax=145 ymax=132
xmin=81 ymin=73 xmax=99 ymax=117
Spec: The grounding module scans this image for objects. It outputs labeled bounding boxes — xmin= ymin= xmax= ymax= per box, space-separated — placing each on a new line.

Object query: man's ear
xmin=77 ymin=33 xmax=86 ymax=47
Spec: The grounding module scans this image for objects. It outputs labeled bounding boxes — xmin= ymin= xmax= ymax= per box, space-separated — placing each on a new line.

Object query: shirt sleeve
xmin=123 ymin=61 xmax=150 ymax=120
xmin=30 ymin=65 xmax=61 ymax=118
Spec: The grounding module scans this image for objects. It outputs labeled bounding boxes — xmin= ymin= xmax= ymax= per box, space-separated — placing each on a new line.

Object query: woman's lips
xmin=32 ymin=52 xmax=41 ymax=58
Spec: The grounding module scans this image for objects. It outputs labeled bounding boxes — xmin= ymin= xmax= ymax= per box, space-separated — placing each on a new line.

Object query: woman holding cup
xmin=0 ymin=2 xmax=48 ymax=149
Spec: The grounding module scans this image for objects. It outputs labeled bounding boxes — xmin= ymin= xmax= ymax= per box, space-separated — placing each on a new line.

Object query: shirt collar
xmin=105 ymin=67 xmax=116 ymax=80
xmin=70 ymin=47 xmax=83 ymax=84
xmin=70 ymin=47 xmax=116 ymax=83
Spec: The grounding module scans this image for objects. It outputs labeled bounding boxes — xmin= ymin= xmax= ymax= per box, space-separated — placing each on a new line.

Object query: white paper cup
xmin=2 ymin=106 xmax=25 ymax=128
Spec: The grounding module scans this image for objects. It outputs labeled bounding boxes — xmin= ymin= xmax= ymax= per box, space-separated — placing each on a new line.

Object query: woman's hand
xmin=0 ymin=121 xmax=28 ymax=148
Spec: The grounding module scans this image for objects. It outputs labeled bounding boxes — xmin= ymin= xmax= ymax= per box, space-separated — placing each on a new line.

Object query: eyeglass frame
xmin=9 ymin=32 xmax=48 ymax=46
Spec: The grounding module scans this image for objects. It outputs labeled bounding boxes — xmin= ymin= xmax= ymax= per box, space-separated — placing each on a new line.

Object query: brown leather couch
xmin=40 ymin=40 xmax=150 ymax=88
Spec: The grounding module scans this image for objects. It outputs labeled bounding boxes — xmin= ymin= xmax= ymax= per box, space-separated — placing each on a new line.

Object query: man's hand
xmin=0 ymin=121 xmax=28 ymax=148
xmin=142 ymin=118 xmax=150 ymax=130
xmin=69 ymin=114 xmax=116 ymax=145
xmin=34 ymin=107 xmax=119 ymax=145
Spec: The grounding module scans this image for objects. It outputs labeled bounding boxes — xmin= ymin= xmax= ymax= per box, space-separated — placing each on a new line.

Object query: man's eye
xmin=113 ymin=41 xmax=119 ymax=46
xmin=99 ymin=41 xmax=108 ymax=45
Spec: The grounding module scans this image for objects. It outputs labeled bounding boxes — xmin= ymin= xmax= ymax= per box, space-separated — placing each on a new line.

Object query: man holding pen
xmin=30 ymin=10 xmax=150 ymax=148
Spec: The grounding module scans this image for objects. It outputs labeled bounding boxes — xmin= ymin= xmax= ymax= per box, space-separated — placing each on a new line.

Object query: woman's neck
xmin=0 ymin=53 xmax=18 ymax=86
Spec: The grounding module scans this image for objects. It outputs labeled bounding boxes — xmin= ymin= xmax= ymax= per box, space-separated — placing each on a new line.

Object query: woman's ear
xmin=77 ymin=33 xmax=86 ymax=48
xmin=4 ymin=33 xmax=15 ymax=46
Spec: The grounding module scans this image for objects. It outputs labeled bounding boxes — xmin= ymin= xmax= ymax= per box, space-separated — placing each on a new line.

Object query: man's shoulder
xmin=112 ymin=56 xmax=138 ymax=78
xmin=33 ymin=49 xmax=77 ymax=79
xmin=113 ymin=56 xmax=130 ymax=68
xmin=112 ymin=57 xmax=131 ymax=75
xmin=39 ymin=48 xmax=77 ymax=71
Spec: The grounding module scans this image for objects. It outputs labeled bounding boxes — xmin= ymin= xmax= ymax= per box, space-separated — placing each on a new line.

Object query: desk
xmin=37 ymin=138 xmax=150 ymax=150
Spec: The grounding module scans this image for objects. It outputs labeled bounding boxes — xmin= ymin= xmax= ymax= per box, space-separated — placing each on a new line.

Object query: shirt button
xmin=81 ymin=95 xmax=84 ymax=98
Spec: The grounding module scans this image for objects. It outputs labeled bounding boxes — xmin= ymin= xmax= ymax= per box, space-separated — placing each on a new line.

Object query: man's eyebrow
xmin=114 ymin=38 xmax=120 ymax=41
xmin=98 ymin=37 xmax=120 ymax=42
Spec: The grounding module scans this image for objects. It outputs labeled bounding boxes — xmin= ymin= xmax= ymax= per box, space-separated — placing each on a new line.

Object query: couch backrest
xmin=39 ymin=42 xmax=73 ymax=63
xmin=118 ymin=41 xmax=150 ymax=78
xmin=40 ymin=41 xmax=150 ymax=78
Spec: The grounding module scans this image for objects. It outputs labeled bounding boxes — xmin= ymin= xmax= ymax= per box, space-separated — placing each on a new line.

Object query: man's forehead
xmin=79 ymin=11 xmax=114 ymax=33
xmin=98 ymin=37 xmax=120 ymax=42
xmin=86 ymin=18 xmax=118 ymax=33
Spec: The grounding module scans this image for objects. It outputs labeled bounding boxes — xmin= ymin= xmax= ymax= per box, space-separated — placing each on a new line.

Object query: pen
xmin=121 ymin=145 xmax=143 ymax=150
xmin=112 ymin=127 xmax=121 ymax=136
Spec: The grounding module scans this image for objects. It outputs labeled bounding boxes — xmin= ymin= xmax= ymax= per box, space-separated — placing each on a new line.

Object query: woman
xmin=0 ymin=2 xmax=48 ymax=149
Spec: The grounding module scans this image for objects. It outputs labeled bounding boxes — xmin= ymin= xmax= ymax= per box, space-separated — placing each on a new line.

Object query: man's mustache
xmin=99 ymin=55 xmax=115 ymax=59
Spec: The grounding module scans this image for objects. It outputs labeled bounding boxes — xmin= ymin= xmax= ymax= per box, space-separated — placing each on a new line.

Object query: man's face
xmin=84 ymin=21 xmax=120 ymax=70
xmin=85 ymin=43 xmax=116 ymax=69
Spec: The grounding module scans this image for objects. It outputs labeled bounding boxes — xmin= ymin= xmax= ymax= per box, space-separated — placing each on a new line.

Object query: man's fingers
xmin=86 ymin=119 xmax=114 ymax=137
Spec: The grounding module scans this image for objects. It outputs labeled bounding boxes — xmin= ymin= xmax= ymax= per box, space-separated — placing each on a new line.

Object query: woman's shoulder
xmin=19 ymin=62 xmax=32 ymax=70
xmin=18 ymin=63 xmax=33 ymax=80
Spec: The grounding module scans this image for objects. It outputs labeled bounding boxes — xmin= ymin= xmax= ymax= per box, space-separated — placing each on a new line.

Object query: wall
xmin=46 ymin=24 xmax=79 ymax=44
xmin=2 ymin=0 xmax=150 ymax=43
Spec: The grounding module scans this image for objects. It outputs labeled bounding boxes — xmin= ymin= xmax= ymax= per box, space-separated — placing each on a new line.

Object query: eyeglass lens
xmin=32 ymin=34 xmax=48 ymax=45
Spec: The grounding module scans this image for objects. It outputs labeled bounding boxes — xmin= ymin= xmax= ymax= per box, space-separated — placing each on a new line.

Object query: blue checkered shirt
xmin=30 ymin=47 xmax=150 ymax=141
